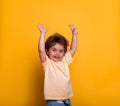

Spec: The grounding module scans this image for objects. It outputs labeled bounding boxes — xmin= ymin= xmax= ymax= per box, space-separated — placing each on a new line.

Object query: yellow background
xmin=0 ymin=0 xmax=120 ymax=106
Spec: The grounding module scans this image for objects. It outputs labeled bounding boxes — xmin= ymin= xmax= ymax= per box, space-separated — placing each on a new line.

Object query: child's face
xmin=47 ymin=43 xmax=65 ymax=62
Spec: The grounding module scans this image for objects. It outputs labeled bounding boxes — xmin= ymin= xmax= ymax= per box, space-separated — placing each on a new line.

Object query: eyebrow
xmin=51 ymin=47 xmax=64 ymax=50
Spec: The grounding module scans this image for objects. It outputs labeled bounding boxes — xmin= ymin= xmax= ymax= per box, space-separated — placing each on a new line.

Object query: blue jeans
xmin=46 ymin=99 xmax=71 ymax=106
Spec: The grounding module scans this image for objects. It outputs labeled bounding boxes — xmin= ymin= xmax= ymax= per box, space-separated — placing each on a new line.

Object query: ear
xmin=63 ymin=52 xmax=66 ymax=56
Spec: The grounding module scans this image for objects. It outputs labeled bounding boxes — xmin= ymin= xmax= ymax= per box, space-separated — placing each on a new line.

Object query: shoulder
xmin=41 ymin=54 xmax=49 ymax=66
xmin=63 ymin=52 xmax=73 ymax=64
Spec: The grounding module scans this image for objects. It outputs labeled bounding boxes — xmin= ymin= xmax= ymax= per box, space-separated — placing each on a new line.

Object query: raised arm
xmin=69 ymin=24 xmax=78 ymax=56
xmin=37 ymin=24 xmax=48 ymax=62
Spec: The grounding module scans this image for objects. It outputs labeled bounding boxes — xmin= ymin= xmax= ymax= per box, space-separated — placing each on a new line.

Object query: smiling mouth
xmin=54 ymin=56 xmax=60 ymax=59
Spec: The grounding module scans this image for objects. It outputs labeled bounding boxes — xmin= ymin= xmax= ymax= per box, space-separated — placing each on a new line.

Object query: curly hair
xmin=45 ymin=33 xmax=69 ymax=53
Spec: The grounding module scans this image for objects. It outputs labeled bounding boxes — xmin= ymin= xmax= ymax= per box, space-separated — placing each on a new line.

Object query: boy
xmin=37 ymin=24 xmax=78 ymax=106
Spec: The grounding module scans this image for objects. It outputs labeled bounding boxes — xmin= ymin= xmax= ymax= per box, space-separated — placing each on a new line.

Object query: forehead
xmin=50 ymin=43 xmax=64 ymax=50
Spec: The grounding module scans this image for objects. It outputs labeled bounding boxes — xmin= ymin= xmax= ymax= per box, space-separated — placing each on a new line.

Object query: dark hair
xmin=45 ymin=33 xmax=69 ymax=53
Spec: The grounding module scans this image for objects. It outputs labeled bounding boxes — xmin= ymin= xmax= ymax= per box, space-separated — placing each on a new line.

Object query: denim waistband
xmin=46 ymin=99 xmax=70 ymax=104
xmin=46 ymin=99 xmax=70 ymax=102
xmin=46 ymin=99 xmax=71 ymax=106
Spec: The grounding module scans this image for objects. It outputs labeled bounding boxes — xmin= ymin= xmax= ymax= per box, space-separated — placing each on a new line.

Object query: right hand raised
xmin=37 ymin=23 xmax=48 ymax=34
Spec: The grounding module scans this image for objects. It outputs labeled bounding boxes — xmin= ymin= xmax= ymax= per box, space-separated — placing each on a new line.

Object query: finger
xmin=69 ymin=24 xmax=74 ymax=30
xmin=38 ymin=23 xmax=42 ymax=26
xmin=37 ymin=24 xmax=41 ymax=28
xmin=36 ymin=24 xmax=41 ymax=29
xmin=41 ymin=24 xmax=44 ymax=27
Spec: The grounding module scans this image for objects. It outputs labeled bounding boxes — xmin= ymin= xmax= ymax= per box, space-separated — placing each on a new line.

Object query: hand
xmin=69 ymin=24 xmax=78 ymax=35
xmin=37 ymin=23 xmax=48 ymax=34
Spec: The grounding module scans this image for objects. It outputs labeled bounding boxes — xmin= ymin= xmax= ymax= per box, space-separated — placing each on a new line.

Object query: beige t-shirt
xmin=42 ymin=52 xmax=73 ymax=100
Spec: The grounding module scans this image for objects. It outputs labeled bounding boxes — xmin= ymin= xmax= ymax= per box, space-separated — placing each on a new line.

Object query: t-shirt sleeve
xmin=64 ymin=52 xmax=73 ymax=65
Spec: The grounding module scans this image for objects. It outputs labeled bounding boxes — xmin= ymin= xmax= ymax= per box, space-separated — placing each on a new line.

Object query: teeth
xmin=54 ymin=56 xmax=59 ymax=59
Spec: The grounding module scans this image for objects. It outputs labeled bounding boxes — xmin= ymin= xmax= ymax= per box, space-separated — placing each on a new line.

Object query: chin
xmin=53 ymin=59 xmax=61 ymax=62
xmin=53 ymin=60 xmax=59 ymax=62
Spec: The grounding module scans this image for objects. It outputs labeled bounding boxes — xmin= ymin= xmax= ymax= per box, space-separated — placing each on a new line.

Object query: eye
xmin=59 ymin=50 xmax=64 ymax=53
xmin=52 ymin=49 xmax=56 ymax=51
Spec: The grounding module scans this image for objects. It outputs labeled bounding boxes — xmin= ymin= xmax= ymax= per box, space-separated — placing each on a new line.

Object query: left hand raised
xmin=69 ymin=24 xmax=78 ymax=35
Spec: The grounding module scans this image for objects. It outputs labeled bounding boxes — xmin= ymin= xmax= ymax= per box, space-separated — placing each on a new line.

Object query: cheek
xmin=60 ymin=53 xmax=65 ymax=57
xmin=49 ymin=51 xmax=55 ymax=56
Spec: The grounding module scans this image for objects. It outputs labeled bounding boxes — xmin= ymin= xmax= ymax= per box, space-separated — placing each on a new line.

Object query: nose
xmin=56 ymin=51 xmax=59 ymax=55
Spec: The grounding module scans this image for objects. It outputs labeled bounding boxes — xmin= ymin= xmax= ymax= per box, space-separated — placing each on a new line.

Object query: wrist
xmin=41 ymin=32 xmax=46 ymax=36
xmin=72 ymin=33 xmax=77 ymax=36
